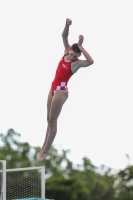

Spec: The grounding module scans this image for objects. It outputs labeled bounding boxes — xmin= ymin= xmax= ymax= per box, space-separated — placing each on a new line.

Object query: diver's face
xmin=68 ymin=50 xmax=80 ymax=61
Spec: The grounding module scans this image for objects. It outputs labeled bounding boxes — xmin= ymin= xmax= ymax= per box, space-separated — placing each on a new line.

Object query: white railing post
xmin=0 ymin=160 xmax=6 ymax=200
xmin=41 ymin=166 xmax=45 ymax=198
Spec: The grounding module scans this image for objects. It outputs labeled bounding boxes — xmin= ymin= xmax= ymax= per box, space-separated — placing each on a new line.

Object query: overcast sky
xmin=0 ymin=0 xmax=133 ymax=171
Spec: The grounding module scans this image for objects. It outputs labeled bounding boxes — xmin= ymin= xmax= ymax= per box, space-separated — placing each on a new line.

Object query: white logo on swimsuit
xmin=62 ymin=64 xmax=68 ymax=70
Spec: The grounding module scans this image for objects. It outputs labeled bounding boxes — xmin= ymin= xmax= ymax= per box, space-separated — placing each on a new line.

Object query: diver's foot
xmin=37 ymin=151 xmax=50 ymax=163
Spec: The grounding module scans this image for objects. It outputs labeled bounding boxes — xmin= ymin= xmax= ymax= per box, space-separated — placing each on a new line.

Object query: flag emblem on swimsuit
xmin=56 ymin=82 xmax=67 ymax=91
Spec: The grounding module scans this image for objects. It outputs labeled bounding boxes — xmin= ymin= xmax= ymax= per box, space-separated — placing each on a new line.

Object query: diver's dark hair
xmin=71 ymin=43 xmax=81 ymax=53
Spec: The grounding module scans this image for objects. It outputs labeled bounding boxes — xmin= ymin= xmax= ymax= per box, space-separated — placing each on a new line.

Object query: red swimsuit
xmin=51 ymin=54 xmax=78 ymax=96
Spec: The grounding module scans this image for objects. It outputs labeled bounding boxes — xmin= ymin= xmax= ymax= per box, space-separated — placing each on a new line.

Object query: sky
xmin=0 ymin=0 xmax=133 ymax=172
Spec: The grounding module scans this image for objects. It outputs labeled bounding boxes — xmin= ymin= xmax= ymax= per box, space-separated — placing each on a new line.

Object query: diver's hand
xmin=66 ymin=18 xmax=72 ymax=26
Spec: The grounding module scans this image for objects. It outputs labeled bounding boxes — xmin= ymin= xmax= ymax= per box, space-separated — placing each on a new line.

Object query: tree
xmin=0 ymin=129 xmax=44 ymax=199
xmin=1 ymin=128 xmax=132 ymax=200
xmin=0 ymin=128 xmax=38 ymax=168
xmin=46 ymin=176 xmax=89 ymax=200
xmin=114 ymin=165 xmax=133 ymax=200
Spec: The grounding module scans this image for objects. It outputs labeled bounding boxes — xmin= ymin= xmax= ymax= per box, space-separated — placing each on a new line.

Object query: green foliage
xmin=1 ymin=129 xmax=133 ymax=199
xmin=114 ymin=165 xmax=133 ymax=200
xmin=46 ymin=176 xmax=88 ymax=200
xmin=0 ymin=129 xmax=39 ymax=168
